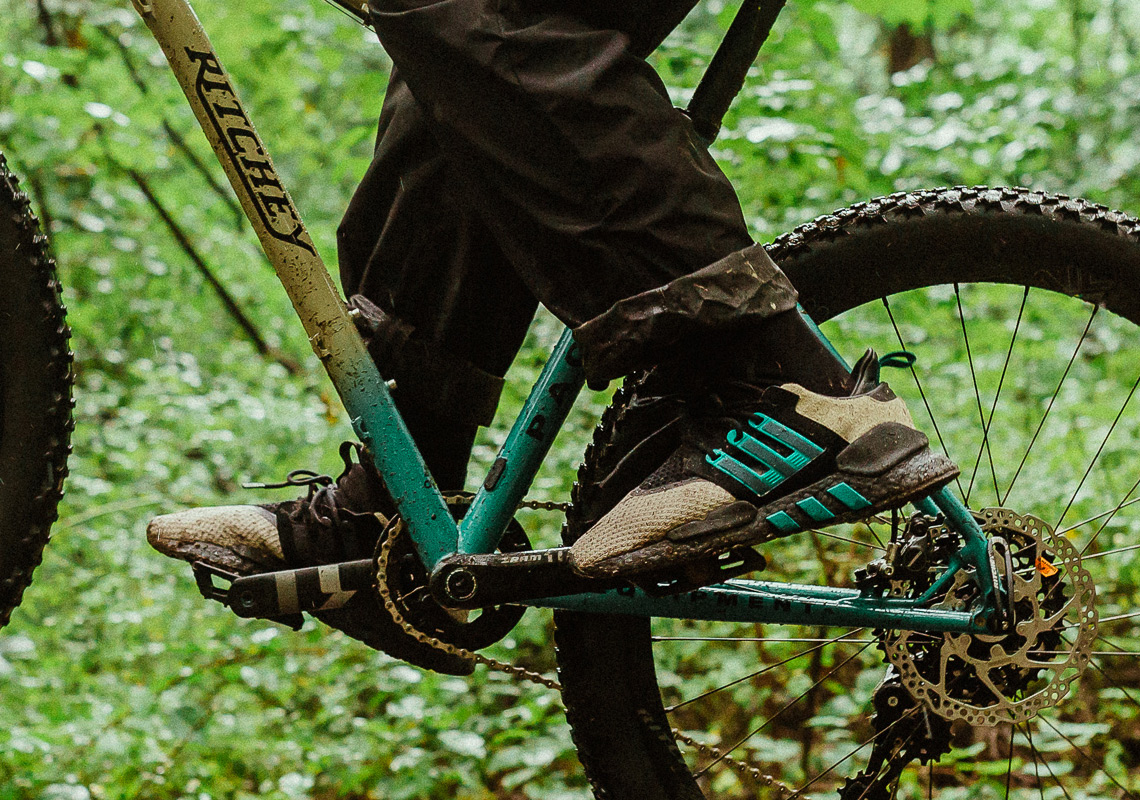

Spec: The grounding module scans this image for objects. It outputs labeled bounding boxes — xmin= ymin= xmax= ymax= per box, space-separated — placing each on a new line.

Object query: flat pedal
xmin=191 ymin=559 xmax=376 ymax=630
xmin=634 ymin=546 xmax=767 ymax=597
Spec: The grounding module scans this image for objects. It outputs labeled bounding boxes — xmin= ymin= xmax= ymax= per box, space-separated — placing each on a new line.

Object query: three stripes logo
xmin=706 ymin=414 xmax=824 ymax=497
xmin=705 ymin=413 xmax=872 ymax=534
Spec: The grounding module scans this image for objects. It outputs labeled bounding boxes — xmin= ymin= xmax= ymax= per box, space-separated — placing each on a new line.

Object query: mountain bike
xmin=4 ymin=0 xmax=1140 ymax=796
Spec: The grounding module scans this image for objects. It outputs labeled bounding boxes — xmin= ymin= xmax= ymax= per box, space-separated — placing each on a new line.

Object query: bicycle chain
xmin=375 ymin=494 xmax=794 ymax=797
xmin=671 ymin=729 xmax=795 ymax=798
xmin=375 ymin=495 xmax=562 ymax=690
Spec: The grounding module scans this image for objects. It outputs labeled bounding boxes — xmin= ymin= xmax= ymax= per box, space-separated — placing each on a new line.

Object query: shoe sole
xmin=152 ymin=537 xmax=285 ymax=575
xmin=574 ymin=447 xmax=959 ymax=579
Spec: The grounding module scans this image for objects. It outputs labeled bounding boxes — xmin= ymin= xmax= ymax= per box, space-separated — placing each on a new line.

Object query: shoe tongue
xmin=849 ymin=349 xmax=881 ymax=395
xmin=334 ymin=463 xmax=386 ymax=513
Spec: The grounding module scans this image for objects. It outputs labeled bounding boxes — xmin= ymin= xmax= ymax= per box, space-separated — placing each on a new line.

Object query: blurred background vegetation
xmin=1 ymin=0 xmax=1139 ymax=797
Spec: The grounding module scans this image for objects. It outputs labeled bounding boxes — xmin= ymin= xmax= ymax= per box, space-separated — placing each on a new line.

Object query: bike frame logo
xmin=185 ymin=47 xmax=316 ymax=255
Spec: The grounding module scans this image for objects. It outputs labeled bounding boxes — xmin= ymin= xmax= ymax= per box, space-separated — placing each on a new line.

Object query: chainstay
xmin=382 ymin=495 xmax=794 ymax=795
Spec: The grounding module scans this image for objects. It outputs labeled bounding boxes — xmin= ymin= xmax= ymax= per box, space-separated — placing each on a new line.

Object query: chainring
xmin=374 ymin=498 xmax=530 ymax=652
xmin=883 ymin=508 xmax=1096 ymax=726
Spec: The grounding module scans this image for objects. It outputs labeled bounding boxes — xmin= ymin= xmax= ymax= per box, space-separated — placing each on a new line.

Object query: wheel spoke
xmin=1021 ymin=724 xmax=1049 ymax=800
xmin=1023 ymin=721 xmax=1077 ymax=800
xmin=965 ymin=286 xmax=1027 ymax=506
xmin=883 ymin=296 xmax=966 ymax=498
xmin=790 ymin=708 xmax=919 ymax=797
xmin=1037 ymin=715 xmax=1139 ymax=798
xmin=955 ymin=284 xmax=1000 ymax=506
xmin=1054 ymin=369 xmax=1140 ymax=531
xmin=1094 ymin=609 xmax=1140 ymax=625
xmin=665 ymin=631 xmax=867 ymax=713
xmin=1058 ymin=494 xmax=1140 ymax=537
xmin=807 ymin=528 xmax=886 ymax=551
xmin=1002 ymin=304 xmax=1099 ymax=505
xmin=1093 ymin=635 xmax=1140 ymax=656
xmin=1085 ymin=653 xmax=1140 ymax=714
xmin=1037 ymin=648 xmax=1140 ymax=657
xmin=1004 ymin=723 xmax=1015 ymax=800
xmin=1078 ymin=471 xmax=1140 ymax=559
xmin=653 ymin=636 xmax=874 ymax=643
xmin=692 ymin=643 xmax=873 ymax=776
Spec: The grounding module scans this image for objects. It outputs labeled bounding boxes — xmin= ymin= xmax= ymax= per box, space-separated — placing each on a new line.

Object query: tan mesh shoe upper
xmin=571 ymin=478 xmax=734 ymax=570
xmin=147 ymin=505 xmax=284 ymax=562
xmin=781 ymin=383 xmax=915 ymax=442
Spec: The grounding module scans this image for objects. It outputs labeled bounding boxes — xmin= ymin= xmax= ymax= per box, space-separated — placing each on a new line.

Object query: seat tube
xmin=130 ymin=0 xmax=461 ymax=568
xmin=458 ymin=329 xmax=586 ymax=555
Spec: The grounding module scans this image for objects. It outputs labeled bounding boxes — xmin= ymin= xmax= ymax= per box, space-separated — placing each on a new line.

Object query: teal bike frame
xmin=135 ymin=0 xmax=999 ymax=637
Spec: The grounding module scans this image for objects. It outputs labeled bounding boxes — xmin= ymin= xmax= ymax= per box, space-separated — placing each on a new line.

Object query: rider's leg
xmin=338 ymin=70 xmax=539 ymax=490
xmin=149 ymin=0 xmax=953 ymax=595
xmin=365 ymin=0 xmax=852 ymax=390
xmin=361 ymin=0 xmax=956 ymax=577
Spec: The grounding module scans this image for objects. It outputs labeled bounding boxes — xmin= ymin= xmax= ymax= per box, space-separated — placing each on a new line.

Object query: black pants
xmin=338 ymin=0 xmax=797 ymax=487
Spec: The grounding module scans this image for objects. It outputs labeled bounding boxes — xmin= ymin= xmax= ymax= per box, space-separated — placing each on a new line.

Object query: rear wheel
xmin=556 ymin=187 xmax=1140 ymax=799
xmin=0 ymin=153 xmax=73 ymax=631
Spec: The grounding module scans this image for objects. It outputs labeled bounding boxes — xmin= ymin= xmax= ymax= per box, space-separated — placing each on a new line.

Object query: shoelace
xmin=878 ymin=349 xmax=917 ymax=370
xmin=243 ymin=469 xmax=335 ymax=491
xmin=242 ymin=441 xmax=368 ymax=532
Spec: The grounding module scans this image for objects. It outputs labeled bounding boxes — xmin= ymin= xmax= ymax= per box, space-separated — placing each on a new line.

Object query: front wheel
xmin=556 ymin=187 xmax=1140 ymax=799
xmin=0 ymin=153 xmax=73 ymax=631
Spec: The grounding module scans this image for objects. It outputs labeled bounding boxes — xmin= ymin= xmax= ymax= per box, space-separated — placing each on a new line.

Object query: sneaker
xmin=147 ymin=442 xmax=475 ymax=675
xmin=568 ymin=352 xmax=958 ymax=579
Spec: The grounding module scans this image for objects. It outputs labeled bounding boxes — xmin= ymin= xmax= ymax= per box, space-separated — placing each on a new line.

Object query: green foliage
xmin=845 ymin=0 xmax=974 ymax=30
xmin=2 ymin=0 xmax=1140 ymax=797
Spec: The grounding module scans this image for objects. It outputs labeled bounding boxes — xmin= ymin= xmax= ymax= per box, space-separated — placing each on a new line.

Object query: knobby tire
xmin=555 ymin=186 xmax=1140 ymax=799
xmin=0 ymin=152 xmax=73 ymax=632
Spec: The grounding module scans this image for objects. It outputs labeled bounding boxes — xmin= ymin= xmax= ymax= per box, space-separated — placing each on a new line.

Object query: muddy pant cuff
xmin=572 ymin=243 xmax=799 ymax=388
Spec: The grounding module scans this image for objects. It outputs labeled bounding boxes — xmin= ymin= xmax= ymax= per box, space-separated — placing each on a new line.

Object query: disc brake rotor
xmin=883 ymin=508 xmax=1097 ymax=725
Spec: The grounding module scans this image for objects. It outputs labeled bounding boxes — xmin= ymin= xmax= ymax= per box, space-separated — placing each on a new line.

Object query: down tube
xmin=130 ymin=0 xmax=461 ymax=566
xmin=458 ymin=329 xmax=585 ymax=555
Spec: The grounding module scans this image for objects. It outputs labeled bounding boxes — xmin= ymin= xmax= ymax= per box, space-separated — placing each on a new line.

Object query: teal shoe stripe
xmin=761 ymin=484 xmax=870 ymax=537
xmin=827 ymin=482 xmax=872 ymax=511
xmin=707 ymin=450 xmax=783 ymax=496
xmin=727 ymin=429 xmax=806 ymax=477
xmin=749 ymin=415 xmax=825 ymax=459
xmin=708 ymin=414 xmax=825 ymax=500
xmin=766 ymin=511 xmax=800 ymax=533
xmin=796 ymin=496 xmax=835 ymax=522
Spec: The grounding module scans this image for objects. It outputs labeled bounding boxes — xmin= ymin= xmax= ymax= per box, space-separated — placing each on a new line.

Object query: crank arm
xmin=191 ymin=559 xmax=376 ymax=627
xmin=429 ymin=548 xmax=626 ymax=609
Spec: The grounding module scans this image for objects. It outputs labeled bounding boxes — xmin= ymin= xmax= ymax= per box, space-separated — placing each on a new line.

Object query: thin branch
xmin=114 ymin=158 xmax=302 ymax=375
xmin=98 ymin=27 xmax=245 ymax=228
xmin=161 ymin=120 xmax=246 ymax=229
xmin=34 ymin=0 xmax=61 ymax=46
